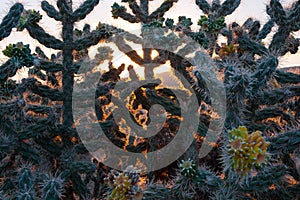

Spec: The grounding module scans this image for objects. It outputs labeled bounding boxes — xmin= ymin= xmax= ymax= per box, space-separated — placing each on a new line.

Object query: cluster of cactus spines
xmin=40 ymin=173 xmax=65 ymax=200
xmin=3 ymin=42 xmax=34 ymax=66
xmin=105 ymin=166 xmax=142 ymax=200
xmin=179 ymin=158 xmax=198 ymax=178
xmin=227 ymin=126 xmax=270 ymax=175
xmin=0 ymin=3 xmax=24 ymax=41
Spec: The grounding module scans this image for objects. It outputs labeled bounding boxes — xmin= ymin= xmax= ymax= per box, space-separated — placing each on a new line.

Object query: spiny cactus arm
xmin=70 ymin=162 xmax=96 ymax=174
xmin=254 ymin=107 xmax=297 ymax=125
xmin=269 ymin=27 xmax=291 ymax=53
xmin=35 ymin=47 xmax=48 ymax=60
xmin=140 ymin=0 xmax=149 ymax=14
xmin=0 ymin=59 xmax=18 ymax=83
xmin=248 ymin=21 xmax=260 ymax=39
xmin=220 ymin=28 xmax=232 ymax=44
xmin=290 ymin=5 xmax=300 ymax=31
xmin=250 ymin=57 xmax=278 ymax=95
xmin=29 ymin=70 xmax=48 ymax=83
xmin=72 ymin=0 xmax=100 ymax=22
xmin=38 ymin=60 xmax=63 ymax=73
xmin=112 ymin=36 xmax=143 ymax=65
xmin=126 ymin=1 xmax=147 ymax=23
xmin=111 ymin=3 xmax=139 ymax=23
xmin=242 ymin=17 xmax=254 ymax=29
xmin=25 ymin=104 xmax=53 ymax=115
xmin=258 ymin=19 xmax=275 ymax=40
xmin=69 ymin=172 xmax=90 ymax=198
xmin=20 ymin=78 xmax=64 ymax=101
xmin=256 ymin=86 xmax=300 ymax=105
xmin=275 ymin=70 xmax=300 ymax=84
xmin=34 ymin=85 xmax=64 ymax=101
xmin=20 ymin=116 xmax=56 ymax=138
xmin=145 ymin=89 xmax=181 ymax=116
xmin=73 ymin=30 xmax=110 ymax=51
xmin=282 ymin=153 xmax=300 ymax=181
xmin=289 ymin=0 xmax=300 ymax=23
xmin=25 ymin=23 xmax=64 ymax=50
xmin=237 ymin=35 xmax=268 ymax=55
xmin=0 ymin=3 xmax=24 ymax=41
xmin=149 ymin=0 xmax=178 ymax=21
xmin=269 ymin=0 xmax=287 ymax=27
xmin=217 ymin=0 xmax=241 ymax=17
xmin=195 ymin=167 xmax=222 ymax=190
xmin=57 ymin=0 xmax=73 ymax=18
xmin=18 ymin=166 xmax=34 ymax=191
xmin=280 ymin=36 xmax=300 ymax=55
xmin=19 ymin=139 xmax=42 ymax=161
xmin=241 ymin=165 xmax=287 ymax=193
xmin=41 ymin=1 xmax=63 ymax=21
xmin=268 ymin=129 xmax=300 ymax=153
xmin=211 ymin=0 xmax=221 ymax=12
xmin=196 ymin=0 xmax=211 ymax=14
xmin=19 ymin=129 xmax=62 ymax=155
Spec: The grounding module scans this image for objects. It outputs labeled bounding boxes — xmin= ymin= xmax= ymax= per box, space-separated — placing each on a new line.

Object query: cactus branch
xmin=196 ymin=0 xmax=211 ymax=14
xmin=57 ymin=0 xmax=73 ymax=18
xmin=112 ymin=36 xmax=143 ymax=65
xmin=128 ymin=1 xmax=147 ymax=23
xmin=41 ymin=1 xmax=63 ymax=21
xmin=25 ymin=23 xmax=64 ymax=50
xmin=218 ymin=0 xmax=241 ymax=17
xmin=0 ymin=3 xmax=24 ymax=41
xmin=269 ymin=27 xmax=290 ymax=53
xmin=269 ymin=0 xmax=287 ymax=26
xmin=149 ymin=1 xmax=179 ymax=20
xmin=72 ymin=0 xmax=100 ymax=22
xmin=258 ymin=19 xmax=275 ymax=40
xmin=73 ymin=30 xmax=109 ymax=51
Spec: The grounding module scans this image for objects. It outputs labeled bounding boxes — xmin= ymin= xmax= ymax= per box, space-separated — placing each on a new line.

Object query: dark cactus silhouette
xmin=0 ymin=0 xmax=299 ymax=199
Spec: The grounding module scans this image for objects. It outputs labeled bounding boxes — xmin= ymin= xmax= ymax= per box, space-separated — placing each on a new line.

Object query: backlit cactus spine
xmin=228 ymin=126 xmax=270 ymax=175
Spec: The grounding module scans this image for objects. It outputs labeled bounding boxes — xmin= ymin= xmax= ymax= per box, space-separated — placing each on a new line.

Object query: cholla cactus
xmin=105 ymin=166 xmax=142 ymax=200
xmin=228 ymin=126 xmax=270 ymax=174
xmin=1 ymin=0 xmax=300 ymax=199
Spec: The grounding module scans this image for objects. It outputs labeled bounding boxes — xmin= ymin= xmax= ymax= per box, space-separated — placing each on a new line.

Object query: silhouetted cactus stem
xmin=25 ymin=23 xmax=64 ymax=49
xmin=196 ymin=0 xmax=211 ymax=14
xmin=41 ymin=1 xmax=63 ymax=21
xmin=0 ymin=3 xmax=24 ymax=41
xmin=149 ymin=0 xmax=178 ymax=20
xmin=72 ymin=0 xmax=100 ymax=22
